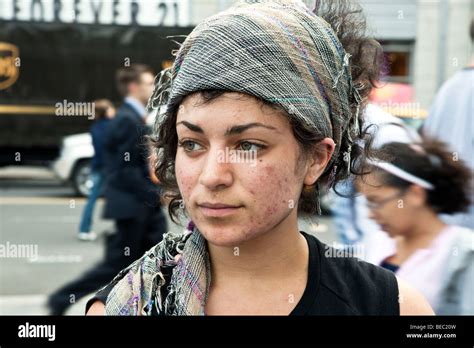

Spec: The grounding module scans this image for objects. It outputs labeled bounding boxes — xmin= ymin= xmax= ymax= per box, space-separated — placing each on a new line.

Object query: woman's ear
xmin=303 ymin=137 xmax=335 ymax=186
xmin=405 ymin=185 xmax=428 ymax=208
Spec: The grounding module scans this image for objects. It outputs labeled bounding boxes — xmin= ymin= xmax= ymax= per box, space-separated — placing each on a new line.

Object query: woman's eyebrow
xmin=176 ymin=121 xmax=279 ymax=135
xmin=224 ymin=122 xmax=278 ymax=136
xmin=176 ymin=121 xmax=204 ymax=133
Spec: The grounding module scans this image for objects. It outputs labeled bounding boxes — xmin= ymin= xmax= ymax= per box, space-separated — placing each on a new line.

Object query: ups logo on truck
xmin=0 ymin=42 xmax=20 ymax=90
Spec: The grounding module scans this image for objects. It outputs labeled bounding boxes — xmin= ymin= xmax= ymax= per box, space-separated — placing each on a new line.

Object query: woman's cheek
xmin=244 ymin=164 xmax=297 ymax=222
xmin=175 ymin=165 xmax=196 ymax=204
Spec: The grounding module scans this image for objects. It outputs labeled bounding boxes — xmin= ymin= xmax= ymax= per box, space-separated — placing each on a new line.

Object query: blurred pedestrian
xmin=420 ymin=18 xmax=474 ymax=229
xmin=78 ymin=99 xmax=115 ymax=241
xmin=101 ymin=63 xmax=168 ymax=266
xmin=357 ymin=140 xmax=473 ymax=314
xmin=47 ymin=64 xmax=167 ymax=315
xmin=331 ymin=103 xmax=420 ymax=246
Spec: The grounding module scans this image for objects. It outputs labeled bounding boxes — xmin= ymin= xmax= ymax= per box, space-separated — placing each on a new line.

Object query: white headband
xmin=367 ymin=159 xmax=435 ymax=190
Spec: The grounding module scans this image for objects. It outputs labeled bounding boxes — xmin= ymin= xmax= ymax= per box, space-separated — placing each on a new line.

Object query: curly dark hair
xmin=150 ymin=0 xmax=382 ymax=224
xmin=366 ymin=139 xmax=472 ymax=214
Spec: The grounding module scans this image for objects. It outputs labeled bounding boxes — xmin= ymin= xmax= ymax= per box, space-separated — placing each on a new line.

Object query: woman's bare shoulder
xmin=397 ymin=277 xmax=435 ymax=315
xmin=86 ymin=301 xmax=105 ymax=315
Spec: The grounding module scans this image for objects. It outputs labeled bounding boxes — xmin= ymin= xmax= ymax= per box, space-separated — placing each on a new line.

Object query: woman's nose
xmin=198 ymin=146 xmax=234 ymax=191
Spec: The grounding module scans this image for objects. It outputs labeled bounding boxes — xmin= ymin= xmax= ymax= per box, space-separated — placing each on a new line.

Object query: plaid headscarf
xmin=105 ymin=0 xmax=362 ymax=315
xmin=150 ymin=0 xmax=362 ymax=174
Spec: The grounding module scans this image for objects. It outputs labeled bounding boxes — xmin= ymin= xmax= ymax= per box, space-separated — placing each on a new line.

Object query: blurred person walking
xmin=357 ymin=140 xmax=473 ymax=314
xmin=421 ymin=19 xmax=474 ymax=229
xmin=101 ymin=63 xmax=167 ymax=267
xmin=77 ymin=99 xmax=116 ymax=241
xmin=331 ymin=103 xmax=420 ymax=246
xmin=47 ymin=64 xmax=167 ymax=315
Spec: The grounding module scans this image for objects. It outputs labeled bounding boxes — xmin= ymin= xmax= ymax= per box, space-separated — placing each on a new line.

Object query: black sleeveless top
xmin=290 ymin=232 xmax=399 ymax=315
xmin=86 ymin=231 xmax=400 ymax=315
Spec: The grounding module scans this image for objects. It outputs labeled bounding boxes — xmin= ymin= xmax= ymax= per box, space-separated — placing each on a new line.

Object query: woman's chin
xmin=383 ymin=227 xmax=399 ymax=238
xmin=197 ymin=225 xmax=257 ymax=248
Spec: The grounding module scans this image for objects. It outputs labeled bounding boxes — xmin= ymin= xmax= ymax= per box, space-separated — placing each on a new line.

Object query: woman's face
xmin=356 ymin=172 xmax=419 ymax=237
xmin=175 ymin=92 xmax=333 ymax=247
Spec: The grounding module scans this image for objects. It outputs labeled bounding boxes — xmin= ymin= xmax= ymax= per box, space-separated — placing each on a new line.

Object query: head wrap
xmin=104 ymin=0 xmax=364 ymax=315
xmin=149 ymin=0 xmax=363 ymax=175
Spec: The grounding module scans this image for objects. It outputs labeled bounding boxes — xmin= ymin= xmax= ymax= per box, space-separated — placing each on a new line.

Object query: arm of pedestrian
xmin=398 ymin=277 xmax=435 ymax=315
xmin=86 ymin=300 xmax=105 ymax=315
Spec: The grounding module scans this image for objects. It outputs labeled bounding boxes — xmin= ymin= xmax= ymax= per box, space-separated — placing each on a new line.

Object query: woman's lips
xmin=198 ymin=203 xmax=243 ymax=217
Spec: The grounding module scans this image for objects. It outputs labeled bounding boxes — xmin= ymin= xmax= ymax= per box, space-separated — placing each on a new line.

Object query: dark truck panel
xmin=0 ymin=21 xmax=192 ymax=165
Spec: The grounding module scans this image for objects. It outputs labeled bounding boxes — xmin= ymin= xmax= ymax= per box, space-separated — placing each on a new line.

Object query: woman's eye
xmin=238 ymin=141 xmax=265 ymax=152
xmin=178 ymin=140 xmax=203 ymax=152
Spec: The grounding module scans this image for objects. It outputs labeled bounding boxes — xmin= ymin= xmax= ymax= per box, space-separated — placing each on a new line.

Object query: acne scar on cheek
xmin=176 ymin=170 xmax=194 ymax=195
xmin=265 ymin=205 xmax=278 ymax=215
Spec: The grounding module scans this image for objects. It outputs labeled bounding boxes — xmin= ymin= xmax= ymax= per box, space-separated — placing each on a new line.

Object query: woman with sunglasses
xmin=357 ymin=140 xmax=473 ymax=314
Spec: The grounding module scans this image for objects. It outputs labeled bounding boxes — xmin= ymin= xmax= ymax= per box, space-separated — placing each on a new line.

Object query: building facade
xmin=189 ymin=0 xmax=474 ymax=110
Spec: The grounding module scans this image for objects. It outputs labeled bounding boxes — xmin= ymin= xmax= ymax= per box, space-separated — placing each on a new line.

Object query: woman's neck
xmin=388 ymin=209 xmax=447 ymax=266
xmin=204 ymin=213 xmax=310 ymax=315
xmin=399 ymin=209 xmax=447 ymax=250
xmin=207 ymin=213 xmax=308 ymax=284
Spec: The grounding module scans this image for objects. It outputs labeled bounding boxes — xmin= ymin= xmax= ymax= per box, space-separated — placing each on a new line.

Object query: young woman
xmin=86 ymin=0 xmax=432 ymax=315
xmin=357 ymin=140 xmax=473 ymax=314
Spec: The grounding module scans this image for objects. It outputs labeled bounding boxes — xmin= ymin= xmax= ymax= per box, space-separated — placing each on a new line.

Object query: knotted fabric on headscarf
xmin=105 ymin=221 xmax=210 ymax=315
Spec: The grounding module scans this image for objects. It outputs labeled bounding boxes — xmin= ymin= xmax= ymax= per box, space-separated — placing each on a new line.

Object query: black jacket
xmin=102 ymin=102 xmax=161 ymax=219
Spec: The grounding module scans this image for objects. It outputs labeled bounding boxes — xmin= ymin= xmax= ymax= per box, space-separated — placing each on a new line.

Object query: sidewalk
xmin=0 ymin=166 xmax=56 ymax=180
xmin=0 ymin=294 xmax=92 ymax=315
